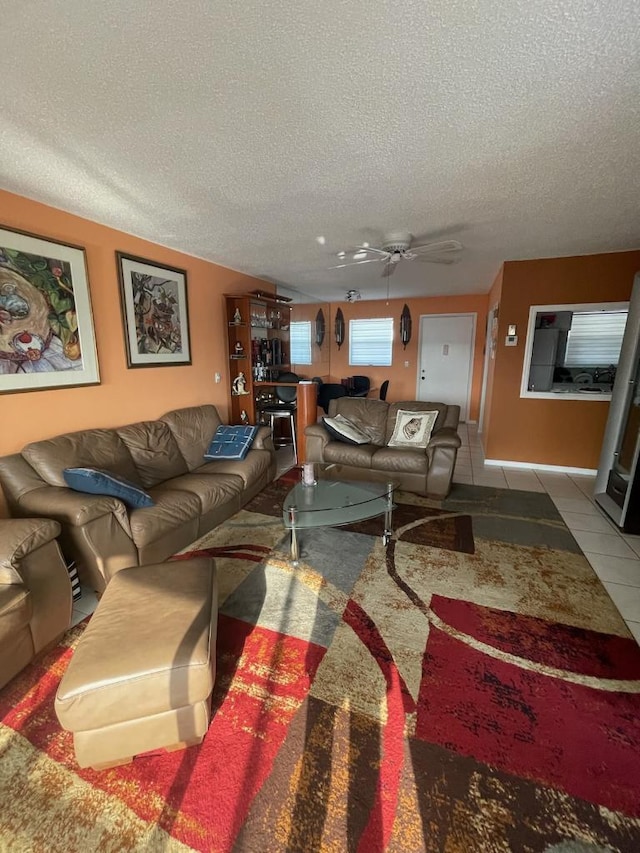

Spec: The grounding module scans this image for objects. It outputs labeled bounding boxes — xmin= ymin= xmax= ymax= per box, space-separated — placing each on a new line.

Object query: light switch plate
xmin=505 ymin=335 xmax=518 ymax=347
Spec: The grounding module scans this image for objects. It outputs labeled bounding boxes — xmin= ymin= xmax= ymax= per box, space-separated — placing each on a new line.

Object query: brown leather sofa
xmin=1 ymin=517 xmax=72 ymax=689
xmin=0 ymin=405 xmax=276 ymax=593
xmin=305 ymin=397 xmax=461 ymax=499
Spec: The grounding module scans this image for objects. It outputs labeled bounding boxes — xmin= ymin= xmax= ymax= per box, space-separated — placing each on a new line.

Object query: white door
xmin=417 ymin=314 xmax=476 ymax=421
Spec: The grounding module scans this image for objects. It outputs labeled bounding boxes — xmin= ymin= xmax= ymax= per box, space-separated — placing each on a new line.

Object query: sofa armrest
xmin=13 ymin=486 xmax=131 ymax=533
xmin=252 ymin=425 xmax=275 ymax=453
xmin=0 ymin=517 xmax=61 ymax=583
xmin=427 ymin=427 xmax=462 ymax=450
xmin=304 ymin=423 xmax=331 ymax=463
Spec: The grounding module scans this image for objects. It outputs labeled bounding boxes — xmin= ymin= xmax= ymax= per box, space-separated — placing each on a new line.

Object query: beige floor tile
xmin=453 ymin=472 xmax=474 ymax=484
xmin=626 ymin=620 xmax=640 ymax=645
xmin=535 ymin=477 xmax=585 ymax=499
xmin=603 ymin=583 xmax=640 ymax=622
xmin=551 ymin=496 xmax=602 ymax=515
xmin=622 ymin=535 xmax=640 ymax=558
xmin=560 ymin=511 xmax=618 ymax=534
xmin=569 ymin=475 xmax=597 ymax=498
xmin=503 ymin=470 xmax=544 ymax=490
xmin=573 ymin=530 xmax=639 ymax=559
xmin=586 ymin=553 xmax=640 ymax=586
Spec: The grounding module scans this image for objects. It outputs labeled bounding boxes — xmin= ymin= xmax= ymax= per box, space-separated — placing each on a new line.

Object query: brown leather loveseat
xmin=0 ymin=405 xmax=276 ymax=593
xmin=305 ymin=397 xmax=461 ymax=499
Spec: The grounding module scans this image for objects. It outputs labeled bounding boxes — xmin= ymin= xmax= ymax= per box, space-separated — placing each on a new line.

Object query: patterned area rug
xmin=2 ymin=476 xmax=640 ymax=852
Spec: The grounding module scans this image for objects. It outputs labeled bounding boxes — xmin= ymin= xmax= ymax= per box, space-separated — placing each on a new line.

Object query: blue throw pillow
xmin=63 ymin=467 xmax=154 ymax=509
xmin=204 ymin=425 xmax=258 ymax=461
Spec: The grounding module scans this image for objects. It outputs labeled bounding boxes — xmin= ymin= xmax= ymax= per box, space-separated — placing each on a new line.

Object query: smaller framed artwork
xmin=117 ymin=253 xmax=191 ymax=368
xmin=0 ymin=226 xmax=100 ymax=394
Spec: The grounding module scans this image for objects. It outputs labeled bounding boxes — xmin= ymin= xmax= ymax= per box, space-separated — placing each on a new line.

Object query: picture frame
xmin=116 ymin=252 xmax=191 ymax=368
xmin=0 ymin=226 xmax=100 ymax=394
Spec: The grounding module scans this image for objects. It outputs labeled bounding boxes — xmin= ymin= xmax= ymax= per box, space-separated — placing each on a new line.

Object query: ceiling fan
xmin=330 ymin=231 xmax=462 ymax=277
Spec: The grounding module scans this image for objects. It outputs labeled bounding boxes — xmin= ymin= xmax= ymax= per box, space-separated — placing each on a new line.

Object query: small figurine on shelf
xmin=232 ymin=372 xmax=249 ymax=395
xmin=233 ymin=308 xmax=242 ymax=324
xmin=234 ymin=341 xmax=244 ymax=356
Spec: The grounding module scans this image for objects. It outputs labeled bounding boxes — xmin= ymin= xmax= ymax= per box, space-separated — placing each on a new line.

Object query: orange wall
xmin=484 ymin=251 xmax=640 ymax=468
xmin=0 ymin=190 xmax=272 ymax=516
xmin=326 ymin=294 xmax=488 ymax=420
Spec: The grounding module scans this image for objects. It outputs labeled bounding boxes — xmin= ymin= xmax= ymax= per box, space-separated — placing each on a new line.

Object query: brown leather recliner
xmin=305 ymin=397 xmax=461 ymax=499
xmin=0 ymin=517 xmax=72 ymax=689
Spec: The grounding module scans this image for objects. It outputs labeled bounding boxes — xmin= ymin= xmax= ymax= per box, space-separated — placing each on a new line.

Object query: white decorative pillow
xmin=323 ymin=414 xmax=369 ymax=445
xmin=388 ymin=409 xmax=438 ymax=450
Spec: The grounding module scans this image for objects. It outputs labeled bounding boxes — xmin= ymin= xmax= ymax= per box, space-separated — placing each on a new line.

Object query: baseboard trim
xmin=484 ymin=459 xmax=598 ymax=476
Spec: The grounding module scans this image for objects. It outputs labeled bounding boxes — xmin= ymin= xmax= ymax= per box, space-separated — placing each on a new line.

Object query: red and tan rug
xmin=2 ymin=476 xmax=640 ymax=852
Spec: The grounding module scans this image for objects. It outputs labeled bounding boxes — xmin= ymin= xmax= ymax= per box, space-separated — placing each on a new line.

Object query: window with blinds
xmin=290 ymin=321 xmax=312 ymax=365
xmin=564 ymin=311 xmax=628 ymax=367
xmin=349 ymin=318 xmax=393 ymax=366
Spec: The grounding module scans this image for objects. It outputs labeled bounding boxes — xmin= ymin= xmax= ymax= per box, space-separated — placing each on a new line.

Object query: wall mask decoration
xmin=335 ymin=307 xmax=345 ymax=350
xmin=400 ymin=303 xmax=412 ymax=349
xmin=315 ymin=308 xmax=325 ymax=347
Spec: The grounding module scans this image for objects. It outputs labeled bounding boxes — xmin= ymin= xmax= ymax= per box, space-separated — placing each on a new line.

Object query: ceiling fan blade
xmin=380 ymin=261 xmax=398 ymax=278
xmin=328 ymin=257 xmax=385 ymax=270
xmin=410 ymin=239 xmax=463 ymax=256
xmin=413 ymin=254 xmax=460 ymax=265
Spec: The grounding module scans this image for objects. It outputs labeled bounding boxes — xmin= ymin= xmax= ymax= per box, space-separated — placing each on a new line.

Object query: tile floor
xmin=71 ymin=431 xmax=640 ymax=646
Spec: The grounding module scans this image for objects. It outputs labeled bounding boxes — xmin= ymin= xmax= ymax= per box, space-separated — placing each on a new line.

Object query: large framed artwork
xmin=116 ymin=252 xmax=191 ymax=368
xmin=0 ymin=226 xmax=100 ymax=393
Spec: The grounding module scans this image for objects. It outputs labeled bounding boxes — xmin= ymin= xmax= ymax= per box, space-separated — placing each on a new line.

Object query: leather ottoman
xmin=55 ymin=557 xmax=217 ymax=770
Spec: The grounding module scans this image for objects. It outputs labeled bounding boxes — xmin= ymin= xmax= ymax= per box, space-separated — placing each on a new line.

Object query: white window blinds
xmin=349 ymin=318 xmax=393 ymax=366
xmin=290 ymin=321 xmax=312 ymax=365
xmin=564 ymin=311 xmax=627 ymax=367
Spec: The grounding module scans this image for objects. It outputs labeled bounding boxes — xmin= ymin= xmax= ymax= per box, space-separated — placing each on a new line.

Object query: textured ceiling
xmin=1 ymin=1 xmax=639 ymax=302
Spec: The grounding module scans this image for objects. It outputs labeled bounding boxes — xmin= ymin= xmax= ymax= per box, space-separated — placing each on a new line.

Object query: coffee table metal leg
xmin=288 ymin=506 xmax=299 ymax=563
xmin=382 ymin=483 xmax=394 ymax=546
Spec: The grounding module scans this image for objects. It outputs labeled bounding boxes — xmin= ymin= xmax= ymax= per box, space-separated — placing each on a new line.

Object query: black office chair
xmin=350 ymin=375 xmax=371 ymax=397
xmin=379 ymin=380 xmax=389 ymax=401
xmin=258 ymin=371 xmax=299 ymax=462
xmin=317 ymin=383 xmax=347 ymax=414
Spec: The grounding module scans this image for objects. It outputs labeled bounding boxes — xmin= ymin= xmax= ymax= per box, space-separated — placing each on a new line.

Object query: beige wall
xmin=483 ymin=251 xmax=640 ymax=469
xmin=0 ymin=189 xmax=272 ymax=517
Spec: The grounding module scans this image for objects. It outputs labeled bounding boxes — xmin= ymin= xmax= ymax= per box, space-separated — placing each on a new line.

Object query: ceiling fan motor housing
xmin=381 ymin=232 xmax=413 ymax=255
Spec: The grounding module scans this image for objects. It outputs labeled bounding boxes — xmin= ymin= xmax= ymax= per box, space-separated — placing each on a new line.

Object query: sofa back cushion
xmin=327 ymin=398 xmax=388 ymax=446
xmin=22 ymin=429 xmax=140 ymax=488
xmin=161 ymin=405 xmax=223 ymax=471
xmin=385 ymin=402 xmax=448 ymax=445
xmin=116 ymin=421 xmax=188 ymax=488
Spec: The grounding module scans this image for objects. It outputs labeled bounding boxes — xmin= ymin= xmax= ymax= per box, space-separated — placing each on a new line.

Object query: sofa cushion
xmin=328 ymin=398 xmax=388 ymax=445
xmin=156 ymin=473 xmax=243 ymax=515
xmin=128 ymin=488 xmax=201 ymax=549
xmin=22 ymin=429 xmax=139 ymax=488
xmin=371 ymin=447 xmax=429 ymax=474
xmin=117 ymin=421 xmax=189 ymax=489
xmin=388 ymin=409 xmax=439 ymax=450
xmin=196 ymin=449 xmax=272 ymax=488
xmin=63 ymin=468 xmax=154 ymax=509
xmin=322 ymin=414 xmax=369 ymax=445
xmin=161 ymin=405 xmax=223 ymax=471
xmin=323 ymin=442 xmax=378 ymax=467
xmin=204 ymin=425 xmax=258 ymax=461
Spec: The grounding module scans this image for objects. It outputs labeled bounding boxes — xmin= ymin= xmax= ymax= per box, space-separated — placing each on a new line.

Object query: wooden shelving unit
xmin=224 ymin=292 xmax=318 ymax=460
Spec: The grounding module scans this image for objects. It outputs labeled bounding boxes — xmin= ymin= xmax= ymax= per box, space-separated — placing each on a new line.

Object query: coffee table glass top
xmin=282 ymin=472 xmax=395 ymax=530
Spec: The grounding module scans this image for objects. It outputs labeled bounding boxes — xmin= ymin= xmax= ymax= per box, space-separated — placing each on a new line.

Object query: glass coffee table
xmin=282 ymin=465 xmax=396 ymax=563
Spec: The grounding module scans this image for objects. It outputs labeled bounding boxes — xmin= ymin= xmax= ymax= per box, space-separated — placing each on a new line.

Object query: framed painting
xmin=0 ymin=226 xmax=99 ymax=393
xmin=116 ymin=252 xmax=191 ymax=368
